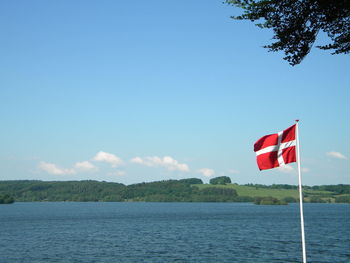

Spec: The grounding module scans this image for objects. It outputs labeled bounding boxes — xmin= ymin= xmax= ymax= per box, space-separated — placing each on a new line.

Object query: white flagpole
xmin=296 ymin=120 xmax=307 ymax=263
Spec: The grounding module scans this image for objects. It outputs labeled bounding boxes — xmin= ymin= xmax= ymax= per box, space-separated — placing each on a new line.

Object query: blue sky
xmin=1 ymin=0 xmax=349 ymax=185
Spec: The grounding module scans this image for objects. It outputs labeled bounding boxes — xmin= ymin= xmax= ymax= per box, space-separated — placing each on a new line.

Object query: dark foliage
xmin=122 ymin=180 xmax=195 ymax=201
xmin=0 ymin=194 xmax=15 ymax=204
xmin=311 ymin=184 xmax=350 ymax=194
xmin=335 ymin=195 xmax=350 ymax=203
xmin=245 ymin=183 xmax=299 ymax=189
xmin=195 ymin=187 xmax=238 ymax=202
xmin=209 ymin=176 xmax=232 ymax=185
xmin=179 ymin=178 xmax=203 ymax=184
xmin=309 ymin=196 xmax=327 ymax=203
xmin=226 ymin=0 xmax=350 ymax=65
xmin=0 ymin=180 xmax=126 ymax=202
xmin=254 ymin=196 xmax=287 ymax=205
xmin=232 ymin=195 xmax=255 ymax=202
xmin=282 ymin=196 xmax=298 ymax=203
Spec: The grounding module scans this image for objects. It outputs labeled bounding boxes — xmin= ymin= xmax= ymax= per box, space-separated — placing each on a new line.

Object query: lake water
xmin=0 ymin=202 xmax=349 ymax=263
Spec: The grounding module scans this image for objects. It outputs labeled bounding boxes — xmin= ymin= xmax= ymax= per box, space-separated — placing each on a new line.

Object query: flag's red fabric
xmin=254 ymin=124 xmax=297 ymax=170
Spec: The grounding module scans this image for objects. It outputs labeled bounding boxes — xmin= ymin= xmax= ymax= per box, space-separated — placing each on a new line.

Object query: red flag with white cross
xmin=254 ymin=122 xmax=307 ymax=263
xmin=254 ymin=124 xmax=297 ymax=170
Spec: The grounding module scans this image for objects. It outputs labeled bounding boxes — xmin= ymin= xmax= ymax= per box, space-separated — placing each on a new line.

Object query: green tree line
xmin=0 ymin=179 xmax=238 ymax=203
xmin=0 ymin=179 xmax=349 ymax=203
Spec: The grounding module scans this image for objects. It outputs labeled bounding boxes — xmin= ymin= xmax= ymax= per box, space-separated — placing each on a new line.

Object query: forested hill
xmin=0 ymin=179 xmax=349 ymax=203
xmin=0 ymin=179 xmax=237 ymax=202
xmin=0 ymin=180 xmax=126 ymax=202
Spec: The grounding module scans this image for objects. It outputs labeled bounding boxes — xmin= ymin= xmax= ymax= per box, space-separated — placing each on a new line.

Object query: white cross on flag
xmin=254 ymin=124 xmax=297 ymax=170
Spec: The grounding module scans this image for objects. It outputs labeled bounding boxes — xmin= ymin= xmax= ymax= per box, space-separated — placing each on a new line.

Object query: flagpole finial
xmin=295 ymin=119 xmax=299 ymax=123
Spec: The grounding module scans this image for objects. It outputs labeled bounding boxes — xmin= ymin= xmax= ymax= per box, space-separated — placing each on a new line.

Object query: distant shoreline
xmin=0 ymin=179 xmax=349 ymax=204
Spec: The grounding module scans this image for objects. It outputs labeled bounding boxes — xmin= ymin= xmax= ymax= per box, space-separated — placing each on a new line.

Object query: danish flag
xmin=254 ymin=124 xmax=297 ymax=170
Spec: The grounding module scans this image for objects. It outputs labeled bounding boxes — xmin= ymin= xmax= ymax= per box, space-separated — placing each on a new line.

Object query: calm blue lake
xmin=0 ymin=202 xmax=349 ymax=263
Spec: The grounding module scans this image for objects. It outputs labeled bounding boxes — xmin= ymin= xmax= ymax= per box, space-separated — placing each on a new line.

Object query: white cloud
xmin=326 ymin=151 xmax=347 ymax=160
xmin=107 ymin=171 xmax=126 ymax=176
xmin=130 ymin=156 xmax=189 ymax=172
xmin=198 ymin=168 xmax=215 ymax=177
xmin=302 ymin=167 xmax=310 ymax=173
xmin=228 ymin=169 xmax=240 ymax=174
xmin=39 ymin=160 xmax=99 ymax=176
xmin=38 ymin=162 xmax=76 ymax=175
xmin=74 ymin=161 xmax=98 ymax=172
xmin=276 ymin=164 xmax=294 ymax=174
xmin=276 ymin=165 xmax=310 ymax=174
xmin=130 ymin=157 xmax=144 ymax=165
xmin=93 ymin=151 xmax=123 ymax=167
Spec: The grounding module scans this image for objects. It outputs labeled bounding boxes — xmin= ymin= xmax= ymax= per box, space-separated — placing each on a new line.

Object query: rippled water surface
xmin=0 ymin=202 xmax=349 ymax=263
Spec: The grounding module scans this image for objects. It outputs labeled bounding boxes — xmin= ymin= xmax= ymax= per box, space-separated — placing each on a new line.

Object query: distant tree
xmin=0 ymin=194 xmax=15 ymax=204
xmin=254 ymin=196 xmax=287 ymax=205
xmin=335 ymin=195 xmax=350 ymax=203
xmin=233 ymin=196 xmax=254 ymax=202
xmin=209 ymin=176 xmax=232 ymax=185
xmin=271 ymin=184 xmax=298 ymax=190
xmin=309 ymin=196 xmax=326 ymax=203
xmin=225 ymin=0 xmax=350 ymax=65
xmin=282 ymin=196 xmax=297 ymax=203
xmin=179 ymin=178 xmax=203 ymax=184
xmin=311 ymin=184 xmax=350 ymax=194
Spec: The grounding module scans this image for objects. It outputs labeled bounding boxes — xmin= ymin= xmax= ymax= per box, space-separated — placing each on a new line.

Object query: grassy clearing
xmin=195 ymin=184 xmax=298 ymax=198
xmin=304 ymin=189 xmax=334 ymax=195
